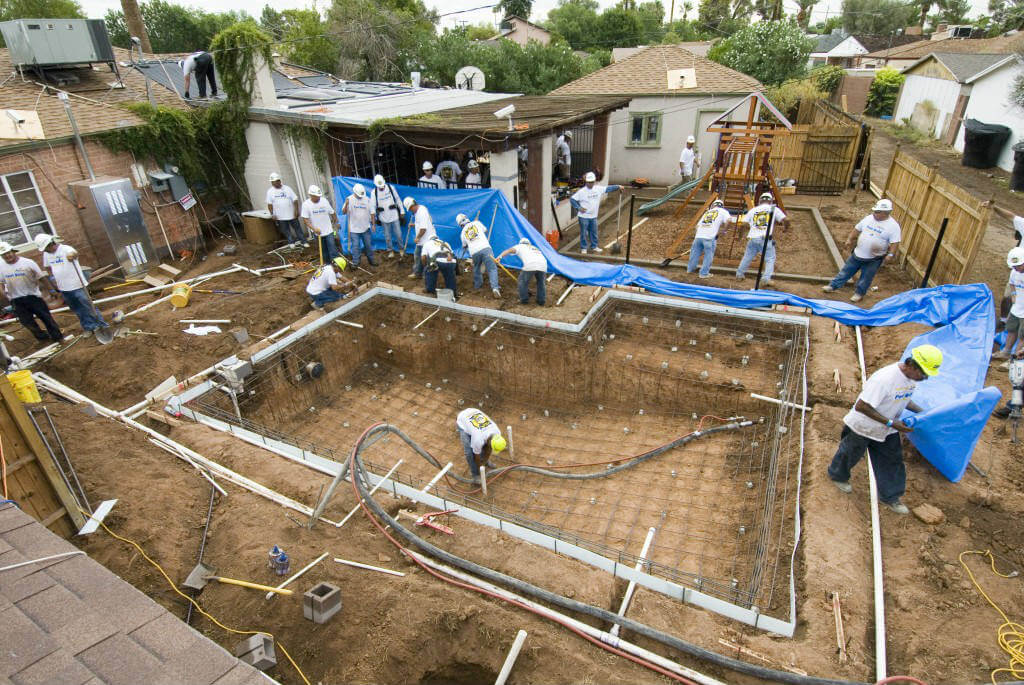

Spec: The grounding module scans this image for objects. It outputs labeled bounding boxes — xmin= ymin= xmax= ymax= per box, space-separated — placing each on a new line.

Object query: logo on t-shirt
xmin=752 ymin=211 xmax=770 ymax=228
xmin=468 ymin=412 xmax=491 ymax=429
xmin=699 ymin=209 xmax=719 ymax=225
xmin=465 ymin=225 xmax=480 ymax=240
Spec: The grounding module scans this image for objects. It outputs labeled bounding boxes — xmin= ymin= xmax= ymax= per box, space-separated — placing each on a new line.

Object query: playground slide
xmin=636 ymin=177 xmax=702 ymax=216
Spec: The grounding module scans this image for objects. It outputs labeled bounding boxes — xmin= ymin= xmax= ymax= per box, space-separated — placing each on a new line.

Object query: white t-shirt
xmin=456 ymin=407 xmax=501 ymax=455
xmin=1010 ymin=268 xmax=1024 ymax=318
xmin=344 ymin=194 xmax=372 ymax=234
xmin=853 ymin=215 xmax=901 ymax=259
xmin=305 ymin=265 xmax=337 ymax=296
xmin=843 ymin=362 xmax=917 ymax=441
xmin=512 ymin=243 xmax=547 ymax=272
xmin=419 ymin=174 xmax=446 ymax=190
xmin=370 ymin=185 xmax=402 ymax=224
xmin=43 ymin=244 xmax=86 ymax=293
xmin=460 ymin=220 xmax=491 ymax=256
xmin=742 ymin=204 xmax=787 ymax=240
xmin=571 ymin=185 xmax=608 ymax=219
xmin=694 ymin=206 xmax=731 ymax=240
xmin=0 ymin=256 xmax=45 ymax=299
xmin=266 ymin=185 xmax=298 ymax=221
xmin=465 ymin=172 xmax=482 ymax=186
xmin=413 ymin=205 xmax=436 ymax=245
xmin=423 ymin=237 xmax=455 ymax=263
xmin=556 ymin=139 xmax=571 ymax=165
xmin=301 ymin=198 xmax=335 ymax=237
xmin=679 ymin=146 xmax=697 ymax=174
xmin=181 ymin=52 xmax=201 ymax=75
xmin=436 ymin=161 xmax=462 ymax=185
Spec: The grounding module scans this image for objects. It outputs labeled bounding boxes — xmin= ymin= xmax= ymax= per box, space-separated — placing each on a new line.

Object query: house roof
xmin=812 ymin=32 xmax=850 ymax=54
xmin=854 ymin=34 xmax=920 ymax=53
xmin=908 ymin=52 xmax=1013 ymax=82
xmin=867 ymin=33 xmax=1024 ymax=59
xmin=612 ymin=42 xmax=713 ymax=62
xmin=550 ymin=44 xmax=761 ymax=96
xmin=494 ymin=15 xmax=551 ymax=39
xmin=965 ymin=54 xmax=1020 ymax=83
xmin=0 ymin=503 xmax=273 ymax=685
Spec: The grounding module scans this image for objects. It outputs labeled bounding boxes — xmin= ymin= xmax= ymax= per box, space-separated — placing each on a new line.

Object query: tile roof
xmin=867 ymin=33 xmax=1024 ymax=59
xmin=550 ymin=44 xmax=761 ymax=96
xmin=927 ymin=52 xmax=1014 ymax=82
xmin=0 ymin=503 xmax=274 ymax=685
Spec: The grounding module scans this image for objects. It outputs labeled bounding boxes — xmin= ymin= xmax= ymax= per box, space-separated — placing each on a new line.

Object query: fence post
xmin=625 ymin=194 xmax=636 ymax=265
xmin=920 ymin=217 xmax=949 ymax=288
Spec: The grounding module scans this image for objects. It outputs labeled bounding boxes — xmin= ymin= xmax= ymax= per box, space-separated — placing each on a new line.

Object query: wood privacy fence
xmin=880 ymin=147 xmax=993 ymax=286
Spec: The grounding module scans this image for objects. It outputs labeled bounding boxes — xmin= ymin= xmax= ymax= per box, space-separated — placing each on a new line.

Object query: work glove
xmin=184 ymin=91 xmax=190 ymax=99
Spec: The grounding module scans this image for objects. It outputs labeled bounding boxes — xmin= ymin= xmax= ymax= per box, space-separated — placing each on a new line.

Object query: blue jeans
xmin=311 ymin=289 xmax=342 ymax=308
xmin=379 ymin=220 xmax=403 ymax=252
xmin=471 ymin=248 xmax=498 ymax=290
xmin=687 ymin=238 xmax=717 ymax=276
xmin=579 ymin=217 xmax=598 ymax=250
xmin=61 ymin=288 xmax=107 ymax=332
xmin=275 ymin=218 xmax=303 ymax=244
xmin=349 ymin=231 xmax=376 ymax=267
xmin=830 ymin=253 xmax=883 ymax=296
xmin=736 ymin=238 xmax=776 ymax=281
xmin=518 ymin=270 xmax=546 ymax=305
xmin=828 ymin=425 xmax=905 ymax=504
xmin=413 ymin=244 xmax=424 ymax=275
xmin=424 ymin=261 xmax=457 ymax=297
xmin=459 ymin=428 xmax=480 ymax=477
xmin=318 ymin=232 xmax=340 ymax=262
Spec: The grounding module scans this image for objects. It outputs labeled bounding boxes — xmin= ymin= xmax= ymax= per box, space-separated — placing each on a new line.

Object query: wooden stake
xmin=834 ymin=320 xmax=842 ymax=342
xmin=833 ymin=368 xmax=842 ymax=393
xmin=833 ymin=592 xmax=848 ymax=663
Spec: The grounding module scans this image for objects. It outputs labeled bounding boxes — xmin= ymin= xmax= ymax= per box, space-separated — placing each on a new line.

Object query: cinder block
xmin=302 ymin=582 xmax=342 ymax=624
xmin=234 ymin=633 xmax=276 ymax=671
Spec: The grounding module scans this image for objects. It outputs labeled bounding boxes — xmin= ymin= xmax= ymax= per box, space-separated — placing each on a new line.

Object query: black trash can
xmin=1012 ymin=142 xmax=1024 ymax=192
xmin=962 ymin=119 xmax=1011 ymax=168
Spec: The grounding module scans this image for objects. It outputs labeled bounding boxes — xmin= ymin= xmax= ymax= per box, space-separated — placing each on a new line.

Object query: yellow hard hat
xmin=911 ymin=344 xmax=942 ymax=376
xmin=333 ymin=256 xmax=348 ymax=271
xmin=490 ymin=434 xmax=507 ymax=453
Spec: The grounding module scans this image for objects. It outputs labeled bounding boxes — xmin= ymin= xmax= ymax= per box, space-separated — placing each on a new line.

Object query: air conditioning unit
xmin=950 ymin=25 xmax=973 ymax=38
xmin=0 ymin=19 xmax=115 ymax=69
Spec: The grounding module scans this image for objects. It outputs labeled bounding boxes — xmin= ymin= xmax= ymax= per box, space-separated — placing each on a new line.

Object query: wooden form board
xmin=881 ymin=148 xmax=992 ymax=286
xmin=0 ymin=379 xmax=86 ymax=536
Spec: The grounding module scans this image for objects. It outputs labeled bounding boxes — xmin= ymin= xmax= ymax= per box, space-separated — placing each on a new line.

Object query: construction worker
xmin=735 ymin=192 xmax=789 ymax=286
xmin=822 ymin=199 xmax=901 ymax=303
xmin=436 ymin=156 xmax=462 ymax=188
xmin=370 ymin=174 xmax=406 ymax=258
xmin=305 ymin=257 xmax=353 ymax=309
xmin=419 ymin=161 xmax=445 ymax=189
xmin=555 ymin=131 xmax=572 ymax=183
xmin=571 ymin=172 xmax=622 ymax=255
xmin=457 ymin=213 xmax=500 ymax=298
xmin=301 ymin=185 xmax=340 ymax=263
xmin=421 ymin=236 xmax=458 ymax=298
xmin=179 ymin=50 xmax=217 ymax=99
xmin=995 ymin=247 xmax=1024 ymax=363
xmin=455 ymin=407 xmax=507 ymax=484
xmin=266 ymin=172 xmax=305 ymax=247
xmin=687 ymin=199 xmax=733 ymax=278
xmin=342 ymin=183 xmax=377 ymax=268
xmin=678 ymin=135 xmax=701 ymax=184
xmin=828 ymin=344 xmax=942 ymax=515
xmin=497 ymin=238 xmax=547 ymax=305
xmin=403 ymin=197 xmax=436 ymax=279
xmin=464 ymin=160 xmax=483 ymax=187
xmin=0 ymin=242 xmax=63 ymax=344
xmin=36 ymin=234 xmax=108 ymax=337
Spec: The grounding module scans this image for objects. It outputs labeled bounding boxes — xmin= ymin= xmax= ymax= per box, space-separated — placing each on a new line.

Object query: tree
xmin=865 ymin=66 xmax=904 ymax=115
xmin=496 ymin=0 xmax=533 ymax=19
xmin=105 ymin=0 xmax=251 ymax=53
xmin=545 ymin=0 xmax=601 ymax=50
xmin=464 ymin=22 xmax=498 ymax=40
xmin=0 ymin=0 xmax=83 ymax=21
xmin=795 ymin=0 xmax=816 ymax=27
xmin=276 ymin=9 xmax=339 ymax=74
xmin=707 ymin=20 xmax=813 ymax=85
xmin=326 ymin=0 xmax=436 ymax=82
xmin=988 ymin=0 xmax=1024 ymax=31
xmin=595 ymin=6 xmax=644 ymax=47
xmin=698 ymin=0 xmax=731 ymax=31
xmin=809 ymin=15 xmax=842 ymax=33
xmin=840 ymin=0 xmax=917 ymax=34
xmin=259 ymin=5 xmax=284 ymax=39
xmin=632 ymin=0 xmax=667 ymax=41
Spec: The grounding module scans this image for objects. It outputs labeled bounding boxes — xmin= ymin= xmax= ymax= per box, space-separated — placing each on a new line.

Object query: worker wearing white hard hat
xmin=822 ymin=198 xmax=901 ymax=303
xmin=419 ymin=160 xmax=446 ymax=189
xmin=679 ymin=135 xmax=701 ymax=183
xmin=37 ymin=233 xmax=109 ymax=337
xmin=996 ymin=246 xmax=1024 ymax=363
xmin=370 ymin=174 xmax=406 ymax=258
xmin=570 ymin=171 xmax=622 ymax=255
xmin=687 ymin=199 xmax=734 ymax=279
xmin=341 ymin=183 xmax=377 ymax=268
xmin=436 ymin=155 xmax=462 ymax=188
xmin=497 ymin=238 xmax=548 ymax=305
xmin=403 ymin=197 xmax=436 ymax=279
xmin=0 ymin=240 xmax=63 ymax=343
xmin=266 ymin=172 xmax=304 ymax=248
xmin=457 ymin=213 xmax=500 ymax=298
xmin=301 ymin=184 xmax=340 ymax=264
xmin=464 ymin=159 xmax=483 ymax=188
xmin=555 ymin=131 xmax=572 ymax=183
xmin=734 ymin=192 xmax=789 ymax=286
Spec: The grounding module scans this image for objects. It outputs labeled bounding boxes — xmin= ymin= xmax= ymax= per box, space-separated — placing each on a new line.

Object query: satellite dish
xmin=455 ymin=66 xmax=486 ymax=91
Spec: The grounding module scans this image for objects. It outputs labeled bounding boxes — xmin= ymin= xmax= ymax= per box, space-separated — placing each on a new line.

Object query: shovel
xmin=181 ymin=561 xmax=293 ymax=596
xmin=72 ymin=260 xmax=114 ymax=345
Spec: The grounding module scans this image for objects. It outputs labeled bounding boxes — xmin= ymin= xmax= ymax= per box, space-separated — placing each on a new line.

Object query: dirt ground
xmin=19 ymin=187 xmax=1024 ymax=685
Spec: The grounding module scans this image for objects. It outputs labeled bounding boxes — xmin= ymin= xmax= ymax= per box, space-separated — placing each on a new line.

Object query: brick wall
xmin=0 ymin=139 xmax=202 ymax=269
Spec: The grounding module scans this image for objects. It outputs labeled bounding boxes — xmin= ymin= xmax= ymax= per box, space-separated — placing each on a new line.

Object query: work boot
xmin=850 ymin=293 xmax=863 ymax=303
xmin=735 ymin=274 xmax=744 ymax=280
xmin=822 ymin=285 xmax=835 ymax=292
xmin=994 ymin=405 xmax=1012 ymax=419
xmin=408 ymin=273 xmax=418 ymax=280
xmin=883 ymin=500 xmax=909 ymax=515
xmin=593 ymin=247 xmax=603 ymax=253
xmin=492 ymin=288 xmax=501 ymax=299
xmin=761 ymin=279 xmax=774 ymax=287
xmin=580 ymin=248 xmax=588 ymax=255
xmin=81 ymin=330 xmax=93 ymax=338
xmin=698 ymin=273 xmax=711 ymax=279
xmin=831 ymin=479 xmax=852 ymax=494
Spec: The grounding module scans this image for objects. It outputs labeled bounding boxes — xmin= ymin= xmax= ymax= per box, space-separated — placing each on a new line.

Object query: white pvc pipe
xmin=0 ymin=550 xmax=85 ymax=573
xmin=479 ymin=319 xmax=499 ymax=337
xmin=337 ymin=320 xmax=364 ymax=329
xmin=610 ymin=526 xmax=656 ymax=637
xmin=232 ymin=262 xmax=262 ymax=276
xmin=334 ymin=557 xmax=405 ymax=577
xmin=180 ymin=319 xmax=231 ymax=324
xmin=265 ymin=551 xmax=329 ymax=600
xmin=749 ymin=393 xmax=813 ymax=412
xmin=556 ymin=283 xmax=576 ymax=306
xmin=413 ymin=307 xmax=440 ymax=330
xmin=494 ymin=630 xmax=528 ymax=685
xmin=336 ymin=459 xmax=403 ymax=528
xmin=421 ymin=462 xmax=452 ymax=493
xmin=479 ymin=465 xmax=487 ymax=496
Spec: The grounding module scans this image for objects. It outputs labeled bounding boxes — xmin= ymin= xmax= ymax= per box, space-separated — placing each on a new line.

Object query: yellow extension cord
xmin=88 ymin=514 xmax=311 ymax=685
xmin=959 ymin=550 xmax=1024 ymax=685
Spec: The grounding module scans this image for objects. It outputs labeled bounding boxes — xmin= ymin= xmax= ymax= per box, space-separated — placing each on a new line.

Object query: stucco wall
xmin=893 ymin=74 xmax=961 ymax=138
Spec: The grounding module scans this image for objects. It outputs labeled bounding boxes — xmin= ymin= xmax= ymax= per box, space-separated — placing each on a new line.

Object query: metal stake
xmin=625 ymin=194 xmax=636 ymax=265
xmin=920 ymin=217 xmax=948 ymax=288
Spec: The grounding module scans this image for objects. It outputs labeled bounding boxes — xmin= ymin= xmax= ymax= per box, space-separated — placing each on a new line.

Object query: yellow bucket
xmin=7 ymin=370 xmax=41 ymax=404
xmin=170 ymin=283 xmax=192 ymax=308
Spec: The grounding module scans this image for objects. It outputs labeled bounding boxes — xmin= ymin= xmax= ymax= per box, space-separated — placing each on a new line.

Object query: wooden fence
xmin=768 ymin=101 xmax=867 ymax=194
xmin=881 ymin=147 xmax=993 ymax=286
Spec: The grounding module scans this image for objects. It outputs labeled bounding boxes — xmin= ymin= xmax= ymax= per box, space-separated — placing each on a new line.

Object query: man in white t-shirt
xmin=342 ymin=183 xmax=377 ymax=268
xmin=419 ymin=161 xmax=445 ymax=189
xmin=0 ymin=241 xmax=62 ymax=343
xmin=678 ymin=135 xmax=701 ymax=184
xmin=436 ymin=158 xmax=462 ymax=188
xmin=421 ymin=236 xmax=458 ymax=297
xmin=36 ymin=234 xmax=108 ymax=336
xmin=735 ymin=192 xmax=789 ymax=286
xmin=455 ymin=407 xmax=507 ymax=484
xmin=464 ymin=160 xmax=483 ymax=187
xmin=996 ymin=247 xmax=1024 ymax=362
xmin=827 ymin=345 xmax=942 ymax=514
xmin=822 ymin=199 xmax=901 ymax=303
xmin=265 ymin=172 xmax=304 ymax=247
xmin=457 ymin=213 xmax=500 ymax=298
xmin=301 ymin=185 xmax=340 ymax=264
xmin=305 ymin=257 xmax=353 ymax=309
xmin=403 ymin=197 xmax=436 ymax=279
xmin=370 ymin=174 xmax=406 ymax=258
xmin=179 ymin=51 xmax=216 ymax=99
xmin=555 ymin=131 xmax=572 ymax=183
xmin=570 ymin=172 xmax=622 ymax=255
xmin=497 ymin=238 xmax=548 ymax=305
xmin=687 ymin=199 xmax=732 ymax=278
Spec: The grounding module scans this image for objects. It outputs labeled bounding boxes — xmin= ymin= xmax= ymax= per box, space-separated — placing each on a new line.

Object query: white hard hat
xmin=269 ymin=172 xmax=281 ymax=182
xmin=686 ymin=135 xmax=696 ymax=143
xmin=353 ymin=183 xmax=365 ymax=198
xmin=519 ymin=238 xmax=530 ymax=245
xmin=711 ymin=199 xmax=724 ymax=208
xmin=456 ymin=213 xmax=469 ymax=226
xmin=403 ymin=196 xmax=416 ymax=210
xmin=563 ymin=131 xmax=572 ymax=138
xmin=34 ymin=233 xmax=56 ymax=250
xmin=1008 ymin=247 xmax=1024 ymax=268
xmin=422 ymin=161 xmax=433 ymax=171
xmin=308 ymin=185 xmax=322 ymax=196
xmin=584 ymin=171 xmax=596 ymax=183
xmin=759 ymin=192 xmax=773 ymax=202
xmin=0 ymin=241 xmax=13 ymax=255
xmin=373 ymin=174 xmax=386 ymax=188
xmin=872 ymin=199 xmax=893 ymax=212
xmin=468 ymin=160 xmax=479 ymax=169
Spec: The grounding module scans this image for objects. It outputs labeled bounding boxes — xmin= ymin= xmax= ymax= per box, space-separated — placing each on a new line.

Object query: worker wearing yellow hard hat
xmin=827 ymin=344 xmax=942 ymax=515
xmin=305 ymin=256 xmax=353 ymax=310
xmin=455 ymin=407 xmax=507 ymax=485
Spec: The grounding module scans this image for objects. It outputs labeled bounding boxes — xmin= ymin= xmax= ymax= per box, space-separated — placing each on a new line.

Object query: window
xmin=628 ymin=112 xmax=662 ymax=147
xmin=0 ymin=171 xmax=54 ymax=247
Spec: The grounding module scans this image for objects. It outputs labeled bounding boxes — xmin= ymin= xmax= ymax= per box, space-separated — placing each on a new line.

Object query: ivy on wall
xmin=281 ymin=122 xmax=329 ymax=186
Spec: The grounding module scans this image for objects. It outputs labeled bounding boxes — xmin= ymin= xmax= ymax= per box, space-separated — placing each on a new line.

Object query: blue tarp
xmin=331 ymin=177 xmax=999 ymax=482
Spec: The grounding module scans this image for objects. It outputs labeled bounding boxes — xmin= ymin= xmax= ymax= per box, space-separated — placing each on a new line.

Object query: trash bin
xmin=1012 ymin=142 xmax=1024 ymax=192
xmin=961 ymin=119 xmax=1011 ymax=168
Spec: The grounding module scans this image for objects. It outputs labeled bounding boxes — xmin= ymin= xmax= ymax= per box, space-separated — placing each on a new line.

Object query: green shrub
xmin=810 ymin=64 xmax=845 ymax=94
xmin=865 ymin=67 xmax=905 ymax=117
xmin=765 ymin=80 xmax=826 ymax=121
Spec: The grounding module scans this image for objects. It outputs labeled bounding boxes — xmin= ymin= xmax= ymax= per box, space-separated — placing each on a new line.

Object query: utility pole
xmin=121 ymin=0 xmax=152 ymax=54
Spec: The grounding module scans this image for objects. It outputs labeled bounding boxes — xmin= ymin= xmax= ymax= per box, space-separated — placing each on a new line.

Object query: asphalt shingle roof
xmin=550 ymin=44 xmax=761 ymax=96
xmin=929 ymin=52 xmax=1013 ymax=82
xmin=867 ymin=33 xmax=1024 ymax=59
xmin=812 ymin=33 xmax=849 ymax=54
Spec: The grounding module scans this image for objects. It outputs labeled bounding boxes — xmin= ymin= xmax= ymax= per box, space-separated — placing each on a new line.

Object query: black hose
xmin=349 ymin=423 xmax=865 ymax=685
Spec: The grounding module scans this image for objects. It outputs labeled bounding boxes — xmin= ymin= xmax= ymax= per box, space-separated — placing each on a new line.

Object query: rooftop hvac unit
xmin=0 ymin=19 xmax=115 ymax=69
xmin=68 ymin=177 xmax=156 ymax=276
